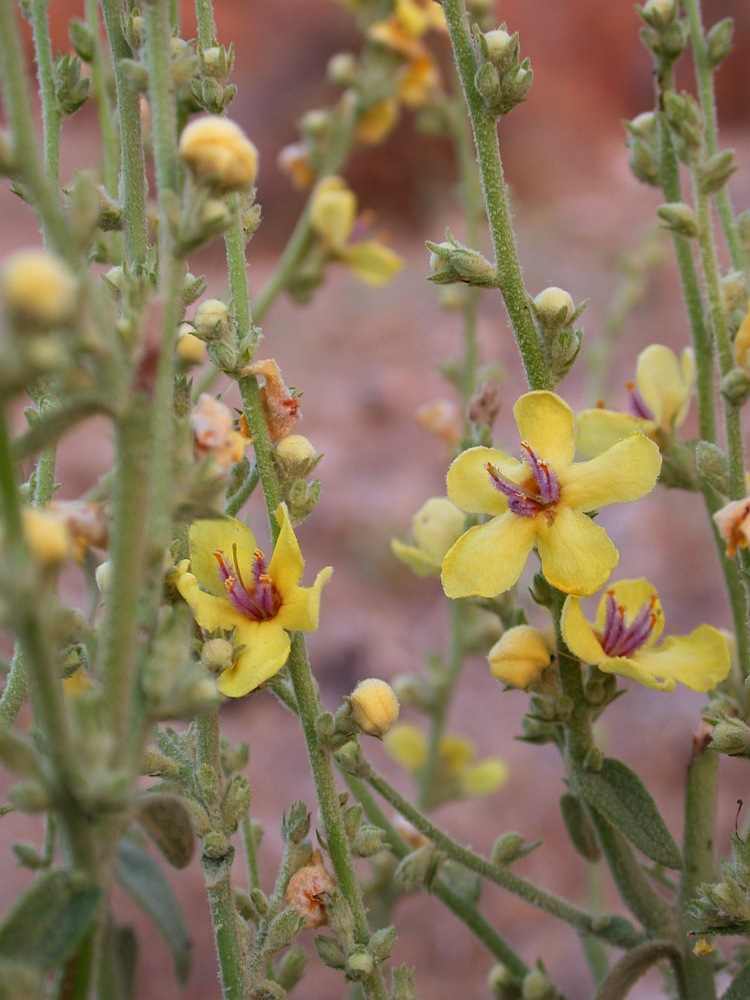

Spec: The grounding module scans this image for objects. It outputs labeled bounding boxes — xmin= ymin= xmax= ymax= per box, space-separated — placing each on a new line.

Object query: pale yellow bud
xmin=176 ymin=325 xmax=208 ymax=365
xmin=22 ymin=508 xmax=72 ymax=567
xmin=179 ymin=115 xmax=258 ymax=193
xmin=201 ymin=637 xmax=235 ymax=673
xmin=534 ymin=286 xmax=575 ymax=324
xmin=95 ymin=560 xmax=112 ymax=594
xmin=274 ymin=434 xmax=317 ymax=464
xmin=2 ymin=250 xmax=77 ymax=327
xmin=488 ymin=625 xmax=551 ymax=690
xmin=349 ymin=678 xmax=400 ymax=738
xmin=193 ymin=298 xmax=230 ymax=341
xmin=483 ymin=29 xmax=513 ymax=62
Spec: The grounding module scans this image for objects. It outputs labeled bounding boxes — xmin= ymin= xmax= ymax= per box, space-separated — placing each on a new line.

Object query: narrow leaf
xmin=722 ymin=959 xmax=750 ymax=1000
xmin=97 ymin=921 xmax=137 ymax=1000
xmin=115 ymin=836 xmax=192 ymax=988
xmin=135 ymin=793 xmax=196 ymax=870
xmin=577 ymin=758 xmax=682 ymax=869
xmin=0 ymin=870 xmax=99 ymax=971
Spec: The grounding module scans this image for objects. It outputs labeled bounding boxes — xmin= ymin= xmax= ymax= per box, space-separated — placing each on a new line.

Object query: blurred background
xmin=2 ymin=1 xmax=750 ymax=997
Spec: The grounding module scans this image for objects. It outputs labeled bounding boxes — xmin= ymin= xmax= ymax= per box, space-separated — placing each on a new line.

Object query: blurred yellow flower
xmin=175 ymin=505 xmax=331 ymax=697
xmin=391 ymin=496 xmax=466 ymax=576
xmin=577 ymin=345 xmax=695 ymax=458
xmin=354 ymin=98 xmax=400 ymax=145
xmin=442 ymin=391 xmax=661 ymax=599
xmin=561 ymin=578 xmax=730 ymax=693
xmin=309 ymin=177 xmax=403 ymax=286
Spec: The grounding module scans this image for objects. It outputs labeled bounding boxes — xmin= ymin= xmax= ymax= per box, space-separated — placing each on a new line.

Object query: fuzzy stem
xmin=29 ymin=0 xmax=61 ymax=186
xmin=85 ymin=0 xmax=120 ymax=203
xmin=440 ymin=0 xmax=552 ymax=391
xmin=241 ymin=813 xmax=261 ymax=890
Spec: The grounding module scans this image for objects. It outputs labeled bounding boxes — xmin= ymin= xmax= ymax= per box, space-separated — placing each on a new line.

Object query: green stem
xmin=197 ymin=710 xmax=249 ymax=1000
xmin=85 ymin=0 xmax=120 ymax=203
xmin=241 ymin=813 xmax=261 ymax=890
xmin=592 ymin=940 xmax=681 ymax=1000
xmin=440 ymin=0 xmax=552 ymax=392
xmin=194 ymin=0 xmax=218 ymax=46
xmin=100 ymin=0 xmax=148 ymax=269
xmin=224 ymin=462 xmax=259 ymax=518
xmin=682 ymin=0 xmax=748 ymax=273
xmin=29 ymin=0 xmax=61 ymax=186
xmin=361 ymin=763 xmax=639 ymax=948
xmin=678 ymin=748 xmax=718 ymax=1000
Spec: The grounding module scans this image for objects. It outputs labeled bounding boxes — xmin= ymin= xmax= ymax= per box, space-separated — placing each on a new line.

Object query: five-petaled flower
xmin=441 ymin=391 xmax=661 ymax=598
xmin=174 ymin=505 xmax=331 ymax=697
xmin=561 ymin=578 xmax=730 ymax=692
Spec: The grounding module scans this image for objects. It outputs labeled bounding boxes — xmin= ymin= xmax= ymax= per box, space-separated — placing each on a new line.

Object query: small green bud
xmin=583 ymin=747 xmax=604 ymax=772
xmin=394 ymin=844 xmax=444 ymax=891
xmin=697 ymin=149 xmax=737 ymax=196
xmin=250 ymin=886 xmax=270 ymax=917
xmin=266 ymin=908 xmax=306 ymax=955
xmin=314 ymin=935 xmax=346 ymax=969
xmin=695 ymin=440 xmax=729 ymax=495
xmin=334 ymin=740 xmax=372 ymax=778
xmin=54 ymin=54 xmax=89 ymax=115
xmin=206 ymin=339 xmax=239 ymax=372
xmin=343 ymin=802 xmax=363 ymax=840
xmin=549 ymin=327 xmax=582 ymax=378
xmin=426 ymin=233 xmax=497 ymax=288
xmin=69 ymin=19 xmax=95 ymax=62
xmin=488 ymin=963 xmax=521 ymax=1000
xmin=390 ymin=966 xmax=418 ymax=1000
xmin=627 ymin=136 xmax=660 ymax=186
xmin=657 ymin=201 xmax=699 ymax=238
xmin=193 ymin=297 xmax=231 ymax=341
xmin=327 ymin=52 xmax=358 ymax=87
xmin=346 ymin=947 xmax=374 ymax=980
xmin=522 ymin=968 xmax=555 ymax=1000
xmin=200 ymin=637 xmax=234 ymax=673
xmin=352 ymin=823 xmax=387 ymax=857
xmin=721 ymin=368 xmax=750 ymax=407
xmin=182 ymin=272 xmax=207 ymax=307
xmin=706 ymin=17 xmax=734 ymax=69
xmin=222 ymin=774 xmax=252 ymax=833
xmin=275 ymin=946 xmax=308 ymax=991
xmin=711 ymin=717 xmax=750 ymax=757
xmin=315 ymin=710 xmax=336 ymax=743
xmin=491 ymin=832 xmax=525 ymax=865
xmin=202 ymin=831 xmax=230 ymax=859
xmin=640 ymin=0 xmax=677 ymax=30
xmin=11 ymin=842 xmax=45 ymax=869
xmin=482 ymin=29 xmax=518 ymax=75
xmin=281 ymin=800 xmax=311 ymax=845
xmin=474 ymin=61 xmax=502 ymax=108
xmin=9 ymin=780 xmax=51 ymax=813
xmin=369 ymin=925 xmax=397 ymax=962
xmin=663 ymin=91 xmax=704 ymax=162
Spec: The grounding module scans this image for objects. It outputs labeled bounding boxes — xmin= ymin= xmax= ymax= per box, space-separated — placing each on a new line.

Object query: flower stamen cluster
xmin=598 ymin=589 xmax=659 ymax=658
xmin=214 ymin=544 xmax=280 ymax=621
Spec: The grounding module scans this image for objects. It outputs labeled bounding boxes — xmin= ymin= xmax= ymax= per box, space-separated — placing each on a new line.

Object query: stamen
xmin=626 ymin=381 xmax=654 ymax=421
xmin=232 ymin=543 xmax=248 ymax=593
xmin=485 ymin=441 xmax=560 ymax=519
xmin=598 ymin=592 xmax=659 ymax=658
xmin=212 ymin=546 xmax=280 ymax=621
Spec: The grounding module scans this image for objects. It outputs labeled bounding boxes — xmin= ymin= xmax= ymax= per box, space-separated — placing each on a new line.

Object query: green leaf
xmin=0 ymin=870 xmax=99 ymax=971
xmin=135 ymin=793 xmax=196 ymax=870
xmin=560 ymin=792 xmax=600 ymax=862
xmin=577 ymin=758 xmax=682 ymax=869
xmin=0 ymin=958 xmax=40 ymax=1000
xmin=115 ymin=836 xmax=192 ymax=988
xmin=722 ymin=958 xmax=750 ymax=999
xmin=97 ymin=921 xmax=137 ymax=1000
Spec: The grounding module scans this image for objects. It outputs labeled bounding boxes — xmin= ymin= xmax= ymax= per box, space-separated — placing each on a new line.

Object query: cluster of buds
xmin=530 ymin=286 xmax=585 ymax=380
xmin=625 ymin=112 xmax=660 ymax=187
xmin=190 ymin=297 xmax=239 ymax=371
xmin=194 ymin=44 xmax=237 ymax=113
xmin=272 ymin=434 xmax=322 ymax=525
xmin=692 ymin=832 xmax=750 ymax=935
xmin=638 ymin=0 xmax=687 ymax=62
xmin=472 ymin=24 xmax=532 ymax=118
xmin=427 ymin=230 xmax=498 ymax=289
xmin=488 ymin=963 xmax=556 ymax=1000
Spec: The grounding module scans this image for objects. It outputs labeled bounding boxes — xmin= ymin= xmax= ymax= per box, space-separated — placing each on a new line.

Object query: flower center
xmin=598 ymin=590 xmax=660 ymax=657
xmin=626 ymin=381 xmax=654 ymax=421
xmin=214 ymin=543 xmax=280 ymax=621
xmin=485 ymin=442 xmax=561 ymax=519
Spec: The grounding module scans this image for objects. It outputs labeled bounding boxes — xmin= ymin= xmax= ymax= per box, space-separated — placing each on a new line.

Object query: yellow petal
xmin=560 ymin=433 xmax=661 ymax=512
xmin=384 ymin=723 xmax=427 ymax=771
xmin=460 ymin=759 xmax=508 ymax=797
xmin=268 ymin=504 xmax=304 ymax=596
xmin=309 ymin=177 xmax=356 ymax=251
xmin=175 ymin=565 xmax=245 ymax=632
xmin=275 ymin=566 xmax=332 ymax=632
xmin=439 ymin=734 xmax=475 ymax=775
xmin=627 ymin=626 xmax=730 ymax=693
xmin=446 ymin=446 xmax=524 ymax=515
xmin=338 ymin=241 xmax=404 ymax=286
xmin=594 ymin=578 xmax=665 ymax=648
xmin=536 ymin=507 xmax=618 ymax=596
xmin=441 ymin=513 xmax=537 ymax=599
xmin=188 ymin=517 xmax=258 ymax=596
xmin=399 ymin=55 xmax=440 ymax=107
xmin=576 ymin=408 xmax=651 ymax=459
xmin=217 ymin=621 xmax=291 ymax=697
xmin=391 ymin=538 xmax=440 ymax=576
xmin=513 ymin=391 xmax=576 ymax=470
xmin=411 ymin=496 xmax=466 ymax=563
xmin=354 ymin=99 xmax=399 ymax=146
xmin=561 ymin=596 xmax=607 ymax=664
xmin=596 ymin=654 xmax=676 ymax=692
xmin=636 ymin=344 xmax=694 ymax=432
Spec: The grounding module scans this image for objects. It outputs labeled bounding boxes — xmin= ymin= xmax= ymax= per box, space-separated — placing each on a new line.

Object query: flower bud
xmin=711 ymin=717 xmax=750 ymax=757
xmin=327 ymin=52 xmax=358 ymax=87
xmin=720 ymin=368 xmax=750 ymax=407
xmin=488 ymin=626 xmax=551 ymax=690
xmin=641 ymin=0 xmax=677 ymax=30
xmin=491 ymin=831 xmax=525 ymax=865
xmin=345 ymin=948 xmax=374 ymax=980
xmin=349 ymin=678 xmax=400 ymax=738
xmin=21 ymin=509 xmax=72 ymax=567
xmin=179 ymin=115 xmax=258 ymax=193
xmin=176 ymin=324 xmax=208 ymax=365
xmin=2 ymin=251 xmax=77 ymax=328
xmin=657 ymin=201 xmax=699 ymax=238
xmin=695 ymin=440 xmax=729 ymax=495
xmin=522 ymin=968 xmax=555 ymax=1000
xmin=706 ymin=17 xmax=734 ymax=69
xmin=483 ymin=29 xmax=514 ymax=68
xmin=201 ymin=637 xmax=235 ymax=674
xmin=95 ymin=560 xmax=112 ymax=594
xmin=697 ymin=149 xmax=737 ymax=196
xmin=533 ymin=286 xmax=575 ymax=326
xmin=721 ymin=271 xmax=747 ymax=314
xmin=487 ymin=964 xmax=519 ymax=1000
xmin=193 ymin=298 xmax=231 ymax=341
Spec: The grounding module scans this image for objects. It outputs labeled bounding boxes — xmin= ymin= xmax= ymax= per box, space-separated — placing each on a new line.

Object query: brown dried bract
xmin=285 ymin=861 xmax=336 ymax=928
xmin=243 ymin=359 xmax=301 ymax=441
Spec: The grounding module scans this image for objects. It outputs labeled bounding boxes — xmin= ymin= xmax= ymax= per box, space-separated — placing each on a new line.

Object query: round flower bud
xmin=642 ymin=0 xmax=676 ymax=29
xmin=95 ymin=560 xmax=113 ymax=594
xmin=193 ymin=298 xmax=230 ymax=341
xmin=21 ymin=508 xmax=72 ymax=567
xmin=483 ymin=29 xmax=513 ymax=63
xmin=274 ymin=434 xmax=317 ymax=465
xmin=533 ymin=286 xmax=575 ymax=324
xmin=349 ymin=678 xmax=400 ymax=738
xmin=488 ymin=625 xmax=551 ymax=690
xmin=201 ymin=637 xmax=235 ymax=674
xmin=522 ymin=969 xmax=555 ymax=1000
xmin=2 ymin=250 xmax=77 ymax=328
xmin=176 ymin=323 xmax=208 ymax=365
xmin=179 ymin=115 xmax=258 ymax=193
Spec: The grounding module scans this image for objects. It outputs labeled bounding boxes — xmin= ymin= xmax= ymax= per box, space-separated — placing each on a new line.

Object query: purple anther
xmin=520 ymin=442 xmax=561 ymax=505
xmin=485 ymin=442 xmax=561 ymax=519
xmin=599 ymin=590 xmax=658 ymax=658
xmin=626 ymin=382 xmax=654 ymax=421
xmin=214 ymin=549 xmax=280 ymax=621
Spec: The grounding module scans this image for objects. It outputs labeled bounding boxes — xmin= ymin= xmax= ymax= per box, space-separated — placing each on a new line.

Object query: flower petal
xmin=446 ymin=446 xmax=524 ymax=515
xmin=275 ymin=566 xmax=332 ymax=632
xmin=636 ymin=344 xmax=694 ymax=432
xmin=536 ymin=507 xmax=618 ymax=596
xmin=268 ymin=504 xmax=304 ymax=596
xmin=391 ymin=539 xmax=440 ymax=576
xmin=513 ymin=391 xmax=575 ymax=470
xmin=217 ymin=621 xmax=291 ymax=697
xmin=338 ymin=241 xmax=404 ymax=286
xmin=441 ymin=513 xmax=537 ymax=598
xmin=175 ymin=564 xmax=244 ymax=631
xmin=576 ymin=408 xmax=652 ymax=460
xmin=595 ymin=578 xmax=665 ymax=648
xmin=627 ymin=626 xmax=730 ymax=693
xmin=561 ymin=596 xmax=607 ymax=664
xmin=596 ymin=654 xmax=676 ymax=692
xmin=559 ymin=433 xmax=661 ymax=512
xmin=189 ymin=517 xmax=258 ymax=596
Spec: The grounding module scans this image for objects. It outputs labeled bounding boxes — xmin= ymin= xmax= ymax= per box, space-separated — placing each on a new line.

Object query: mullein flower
xmin=577 ymin=345 xmax=695 ymax=458
xmin=442 ymin=391 xmax=661 ymax=599
xmin=2 ymin=250 xmax=77 ymax=328
xmin=391 ymin=496 xmax=466 ymax=576
xmin=561 ymin=578 xmax=730 ymax=692
xmin=174 ymin=505 xmax=332 ymax=697
xmin=385 ymin=723 xmax=507 ymax=798
xmin=309 ymin=177 xmax=403 ymax=286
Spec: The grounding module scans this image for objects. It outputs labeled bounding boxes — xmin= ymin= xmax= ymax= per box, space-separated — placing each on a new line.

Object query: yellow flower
xmin=442 ymin=391 xmax=661 ymax=599
xmin=561 ymin=578 xmax=730 ymax=693
xmin=384 ymin=723 xmax=507 ymax=798
xmin=391 ymin=496 xmax=466 ymax=576
xmin=309 ymin=177 xmax=403 ymax=286
xmin=354 ymin=98 xmax=400 ymax=145
xmin=174 ymin=505 xmax=332 ymax=697
xmin=488 ymin=625 xmax=551 ymax=690
xmin=179 ymin=116 xmax=258 ymax=193
xmin=398 ymin=54 xmax=441 ymax=108
xmin=577 ymin=345 xmax=695 ymax=458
